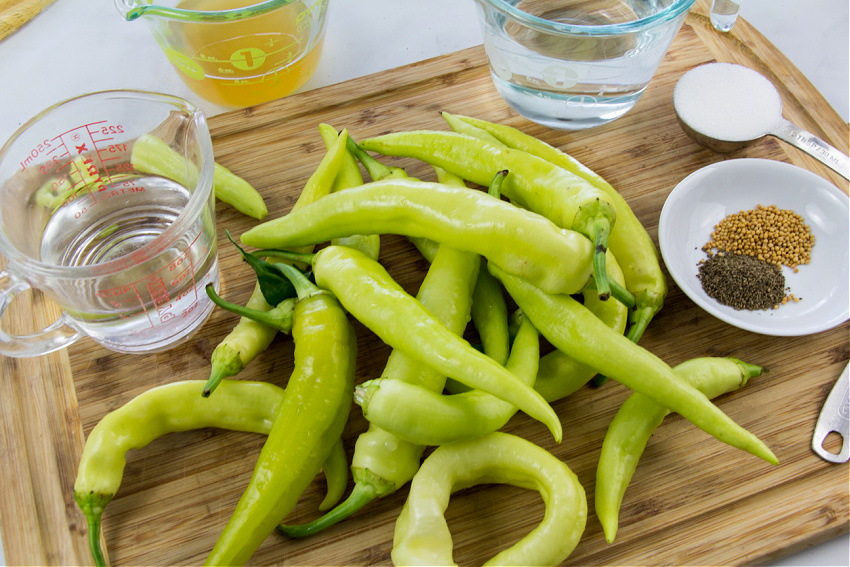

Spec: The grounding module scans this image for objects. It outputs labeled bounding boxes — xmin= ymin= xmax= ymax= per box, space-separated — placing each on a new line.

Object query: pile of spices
xmin=697 ymin=203 xmax=813 ymax=310
xmin=702 ymin=204 xmax=815 ymax=270
xmin=698 ymin=253 xmax=788 ymax=311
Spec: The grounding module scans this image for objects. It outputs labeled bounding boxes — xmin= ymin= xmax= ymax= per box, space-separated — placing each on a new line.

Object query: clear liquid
xmin=482 ymin=0 xmax=687 ymax=129
xmin=39 ymin=175 xmax=218 ymax=353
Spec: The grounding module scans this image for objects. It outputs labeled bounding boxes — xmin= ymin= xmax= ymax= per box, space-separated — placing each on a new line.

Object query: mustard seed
xmin=701 ymin=204 xmax=814 ymax=269
xmin=697 ymin=204 xmax=811 ymax=310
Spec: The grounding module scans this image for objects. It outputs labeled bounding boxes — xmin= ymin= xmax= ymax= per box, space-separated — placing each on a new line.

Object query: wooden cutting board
xmin=1 ymin=1 xmax=847 ymax=565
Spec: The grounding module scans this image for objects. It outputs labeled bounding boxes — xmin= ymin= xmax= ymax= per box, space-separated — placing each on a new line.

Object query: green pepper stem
xmin=273 ymin=261 xmax=321 ymax=300
xmin=609 ymin=278 xmax=636 ymax=310
xmin=253 ymin=248 xmax=317 ymax=267
xmin=353 ymin=379 xmax=377 ymax=407
xmin=75 ymin=492 xmax=112 ymax=567
xmin=589 ymin=222 xmax=636 ymax=308
xmin=625 ymin=305 xmax=654 ymax=343
xmin=347 ymin=135 xmax=407 ymax=181
xmin=276 ymin=482 xmax=378 ymax=538
xmin=203 ymin=347 xmax=241 ymax=397
xmin=729 ymin=358 xmax=766 ymax=384
xmin=205 ymin=284 xmax=295 ymax=332
xmin=488 ymin=169 xmax=508 ymax=199
xmin=202 ymin=286 xmax=296 ymax=396
xmin=87 ymin=514 xmax=106 ymax=567
xmin=591 ymin=220 xmax=612 ymax=301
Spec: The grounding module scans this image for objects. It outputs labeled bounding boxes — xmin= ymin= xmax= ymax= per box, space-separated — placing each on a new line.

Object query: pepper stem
xmin=590 ymin=219 xmax=612 ymax=301
xmin=729 ymin=357 xmax=766 ymax=386
xmin=205 ymin=284 xmax=295 ymax=332
xmin=572 ymin=200 xmax=634 ymax=306
xmin=273 ymin=261 xmax=321 ymax=300
xmin=488 ymin=169 xmax=508 ymax=199
xmin=202 ymin=286 xmax=297 ymax=396
xmin=204 ymin=343 xmax=243 ymax=397
xmin=254 ymin=248 xmax=317 ymax=268
xmin=609 ymin=278 xmax=636 ymax=310
xmin=86 ymin=514 xmax=106 ymax=567
xmin=347 ymin=136 xmax=408 ymax=180
xmin=625 ymin=305 xmax=654 ymax=343
xmin=277 ymin=482 xmax=379 ymax=538
xmin=75 ymin=492 xmax=112 ymax=567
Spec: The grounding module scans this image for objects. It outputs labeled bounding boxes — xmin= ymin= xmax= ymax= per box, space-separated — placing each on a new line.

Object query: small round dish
xmin=659 ymin=158 xmax=849 ymax=336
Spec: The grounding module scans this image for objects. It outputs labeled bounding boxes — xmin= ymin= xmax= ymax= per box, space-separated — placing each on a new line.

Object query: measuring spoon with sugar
xmin=673 ymin=62 xmax=849 ymax=180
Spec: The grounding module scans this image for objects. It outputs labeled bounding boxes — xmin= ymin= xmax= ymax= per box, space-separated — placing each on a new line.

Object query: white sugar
xmin=674 ymin=63 xmax=782 ymax=142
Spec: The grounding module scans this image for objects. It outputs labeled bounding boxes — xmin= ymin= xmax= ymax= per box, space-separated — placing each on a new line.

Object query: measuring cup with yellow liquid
xmin=115 ymin=0 xmax=330 ymax=107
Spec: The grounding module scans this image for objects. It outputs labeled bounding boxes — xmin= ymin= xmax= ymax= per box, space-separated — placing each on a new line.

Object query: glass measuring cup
xmin=115 ymin=0 xmax=330 ymax=108
xmin=0 ymin=90 xmax=219 ymax=357
xmin=474 ymin=0 xmax=696 ymax=130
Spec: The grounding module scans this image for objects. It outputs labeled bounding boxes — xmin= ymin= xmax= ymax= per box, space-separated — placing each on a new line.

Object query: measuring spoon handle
xmin=812 ymin=363 xmax=850 ymax=463
xmin=770 ymin=118 xmax=850 ymax=180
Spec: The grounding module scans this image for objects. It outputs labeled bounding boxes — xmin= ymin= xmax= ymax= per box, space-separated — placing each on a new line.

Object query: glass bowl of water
xmin=475 ymin=0 xmax=696 ymax=130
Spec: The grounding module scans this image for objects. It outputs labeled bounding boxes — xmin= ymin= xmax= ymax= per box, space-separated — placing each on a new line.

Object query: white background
xmin=0 ymin=0 xmax=848 ymax=565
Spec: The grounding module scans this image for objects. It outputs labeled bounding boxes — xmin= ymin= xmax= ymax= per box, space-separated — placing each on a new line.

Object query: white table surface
xmin=0 ymin=1 xmax=847 ymax=565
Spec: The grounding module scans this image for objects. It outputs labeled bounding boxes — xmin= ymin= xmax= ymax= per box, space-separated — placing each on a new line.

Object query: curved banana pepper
xmin=392 ymin=431 xmax=586 ymax=567
xmin=130 ymin=133 xmax=267 ymax=220
xmin=73 ymin=380 xmax=346 ymax=567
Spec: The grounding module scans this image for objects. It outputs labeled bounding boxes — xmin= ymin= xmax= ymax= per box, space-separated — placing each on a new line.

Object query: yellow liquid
xmin=167 ymin=0 xmax=327 ymax=107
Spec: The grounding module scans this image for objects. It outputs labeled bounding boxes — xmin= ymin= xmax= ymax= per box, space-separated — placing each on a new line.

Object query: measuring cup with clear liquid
xmin=115 ymin=0 xmax=330 ymax=108
xmin=0 ymin=90 xmax=219 ymax=357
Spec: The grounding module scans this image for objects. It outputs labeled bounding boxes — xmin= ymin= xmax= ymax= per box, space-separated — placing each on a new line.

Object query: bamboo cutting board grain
xmin=1 ymin=1 xmax=848 ymax=565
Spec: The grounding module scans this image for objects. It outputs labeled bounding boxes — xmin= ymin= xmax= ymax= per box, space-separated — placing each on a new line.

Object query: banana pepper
xmin=204 ymin=264 xmax=357 ymax=566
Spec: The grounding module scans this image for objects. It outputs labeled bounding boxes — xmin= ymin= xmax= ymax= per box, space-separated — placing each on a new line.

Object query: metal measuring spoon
xmin=674 ymin=63 xmax=849 ymax=180
xmin=812 ymin=363 xmax=849 ymax=463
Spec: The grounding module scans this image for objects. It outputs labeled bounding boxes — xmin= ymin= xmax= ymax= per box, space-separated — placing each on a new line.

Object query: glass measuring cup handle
xmin=0 ymin=271 xmax=83 ymax=358
xmin=771 ymin=118 xmax=850 ymax=181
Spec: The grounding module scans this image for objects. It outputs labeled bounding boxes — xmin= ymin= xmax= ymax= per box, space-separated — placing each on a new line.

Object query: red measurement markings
xmin=45 ymin=139 xmax=67 ymax=158
xmin=99 ymin=154 xmax=135 ymax=179
xmin=54 ymin=125 xmax=102 ymax=204
xmin=97 ymin=143 xmax=130 ymax=172
xmin=92 ymin=229 xmax=208 ymax=328
xmin=84 ymin=122 xmax=128 ymax=190
xmin=102 ymin=184 xmax=146 ymax=199
xmin=147 ymin=276 xmax=176 ymax=323
xmin=96 ymin=283 xmax=155 ymax=329
xmin=30 ymin=136 xmax=70 ymax=175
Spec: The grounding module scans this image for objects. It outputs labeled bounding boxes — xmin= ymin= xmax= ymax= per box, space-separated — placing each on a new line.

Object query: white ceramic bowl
xmin=659 ymin=158 xmax=849 ymax=336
